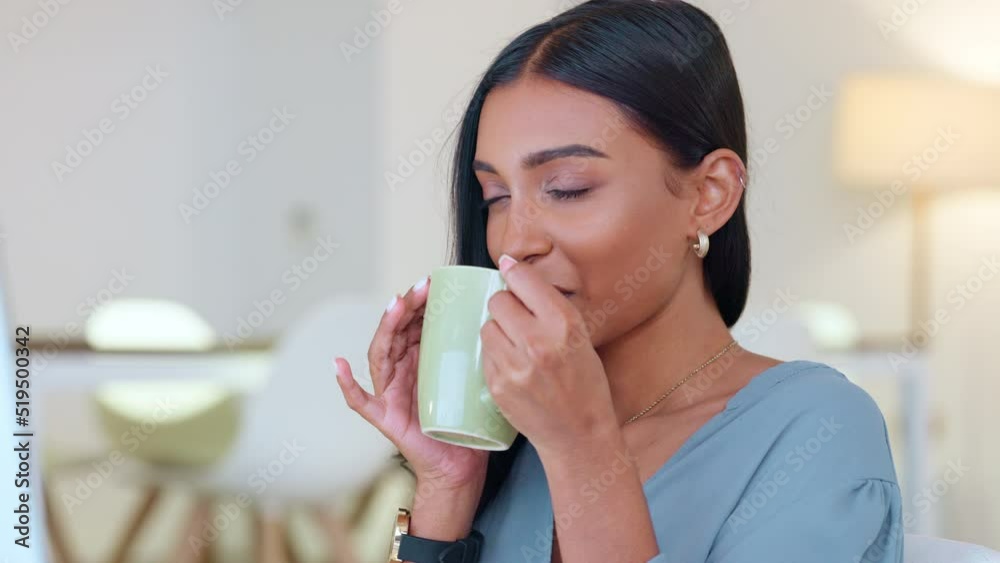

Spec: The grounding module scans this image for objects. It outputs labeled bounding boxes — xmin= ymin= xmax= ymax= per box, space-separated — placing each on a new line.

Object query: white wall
xmin=0 ymin=0 xmax=377 ymax=344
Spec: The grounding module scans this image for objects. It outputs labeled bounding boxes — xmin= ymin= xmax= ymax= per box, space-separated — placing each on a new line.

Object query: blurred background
xmin=1 ymin=0 xmax=998 ymax=561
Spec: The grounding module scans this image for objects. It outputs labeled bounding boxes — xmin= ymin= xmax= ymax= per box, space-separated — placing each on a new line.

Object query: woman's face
xmin=474 ymin=75 xmax=698 ymax=348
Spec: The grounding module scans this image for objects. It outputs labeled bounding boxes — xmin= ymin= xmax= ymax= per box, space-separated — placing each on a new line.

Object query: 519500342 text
xmin=10 ymin=326 xmax=37 ymax=549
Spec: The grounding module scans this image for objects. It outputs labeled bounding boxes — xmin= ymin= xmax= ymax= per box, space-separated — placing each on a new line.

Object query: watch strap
xmin=398 ymin=529 xmax=483 ymax=563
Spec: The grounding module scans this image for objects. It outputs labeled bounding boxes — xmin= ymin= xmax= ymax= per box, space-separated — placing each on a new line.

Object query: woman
xmin=335 ymin=0 xmax=903 ymax=561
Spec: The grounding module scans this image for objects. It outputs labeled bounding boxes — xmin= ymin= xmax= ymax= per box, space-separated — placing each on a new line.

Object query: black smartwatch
xmin=389 ymin=508 xmax=484 ymax=563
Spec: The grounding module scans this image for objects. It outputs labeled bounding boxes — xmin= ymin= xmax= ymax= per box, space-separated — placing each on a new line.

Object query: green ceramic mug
xmin=417 ymin=265 xmax=519 ymax=450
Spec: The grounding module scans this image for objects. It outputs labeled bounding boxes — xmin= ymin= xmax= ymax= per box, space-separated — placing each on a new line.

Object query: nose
xmin=495 ymin=195 xmax=553 ymax=265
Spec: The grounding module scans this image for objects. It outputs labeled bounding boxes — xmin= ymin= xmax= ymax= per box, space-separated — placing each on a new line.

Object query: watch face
xmin=396 ymin=508 xmax=411 ymax=535
xmin=389 ymin=508 xmax=410 ymax=562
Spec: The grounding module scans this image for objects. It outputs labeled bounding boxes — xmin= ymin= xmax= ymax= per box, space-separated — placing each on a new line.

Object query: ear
xmin=687 ymin=148 xmax=746 ymax=237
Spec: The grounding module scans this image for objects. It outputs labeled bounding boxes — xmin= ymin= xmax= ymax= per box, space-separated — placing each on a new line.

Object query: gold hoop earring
xmin=693 ymin=229 xmax=710 ymax=259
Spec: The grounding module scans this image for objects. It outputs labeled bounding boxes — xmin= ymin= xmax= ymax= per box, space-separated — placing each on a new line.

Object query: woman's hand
xmin=334 ymin=277 xmax=489 ymax=491
xmin=481 ymin=255 xmax=621 ymax=457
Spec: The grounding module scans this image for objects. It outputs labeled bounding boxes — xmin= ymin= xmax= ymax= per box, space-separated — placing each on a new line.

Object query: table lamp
xmin=833 ymin=73 xmax=1000 ymax=343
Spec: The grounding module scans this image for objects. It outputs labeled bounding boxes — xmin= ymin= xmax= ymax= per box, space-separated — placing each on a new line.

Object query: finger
xmin=480 ymin=318 xmax=516 ymax=366
xmin=401 ymin=274 xmax=430 ymax=316
xmin=367 ymin=277 xmax=429 ymax=394
xmin=367 ymin=293 xmax=404 ymax=395
xmin=480 ymin=337 xmax=515 ymax=418
xmin=387 ymin=276 xmax=430 ymax=373
xmin=334 ymin=357 xmax=384 ymax=424
xmin=486 ymin=290 xmax=536 ymax=347
xmin=395 ymin=275 xmax=430 ymax=339
xmin=481 ymin=349 xmax=500 ymax=396
xmin=403 ymin=315 xmax=423 ymax=348
xmin=388 ymin=314 xmax=424 ymax=365
xmin=498 ymin=257 xmax=570 ymax=320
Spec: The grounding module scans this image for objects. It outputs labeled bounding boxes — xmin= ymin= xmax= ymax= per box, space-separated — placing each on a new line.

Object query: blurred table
xmin=34 ymin=351 xmax=272 ymax=466
xmin=36 ymin=351 xmax=272 ymax=391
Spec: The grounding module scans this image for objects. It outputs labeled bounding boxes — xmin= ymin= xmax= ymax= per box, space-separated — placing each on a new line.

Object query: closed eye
xmin=479 ymin=188 xmax=591 ymax=211
xmin=479 ymin=195 xmax=508 ymax=211
xmin=548 ymin=188 xmax=590 ymax=201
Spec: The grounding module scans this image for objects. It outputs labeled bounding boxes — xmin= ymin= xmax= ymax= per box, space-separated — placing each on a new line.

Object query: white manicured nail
xmin=499 ymin=254 xmax=517 ymax=272
xmin=413 ymin=277 xmax=428 ymax=292
xmin=386 ymin=295 xmax=398 ymax=312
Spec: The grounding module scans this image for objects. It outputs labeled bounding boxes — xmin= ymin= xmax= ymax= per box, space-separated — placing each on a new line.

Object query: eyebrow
xmin=472 ymin=144 xmax=609 ymax=175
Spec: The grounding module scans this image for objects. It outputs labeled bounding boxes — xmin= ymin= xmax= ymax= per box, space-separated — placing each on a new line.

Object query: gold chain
xmin=623 ymin=339 xmax=739 ymax=425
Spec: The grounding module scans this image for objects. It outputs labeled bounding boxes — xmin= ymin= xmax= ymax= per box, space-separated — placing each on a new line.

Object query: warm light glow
xmin=833 ymin=74 xmax=1000 ymax=191
xmin=932 ymin=188 xmax=1000 ymax=244
xmin=84 ymin=298 xmax=218 ymax=352
xmin=798 ymin=301 xmax=862 ymax=352
xmin=844 ymin=0 xmax=1000 ymax=84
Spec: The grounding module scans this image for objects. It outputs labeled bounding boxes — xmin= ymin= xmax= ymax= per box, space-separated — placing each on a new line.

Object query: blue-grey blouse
xmin=472 ymin=360 xmax=903 ymax=562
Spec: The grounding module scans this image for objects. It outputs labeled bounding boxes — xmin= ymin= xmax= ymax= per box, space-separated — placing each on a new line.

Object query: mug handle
xmin=479 ymin=273 xmax=508 ymax=417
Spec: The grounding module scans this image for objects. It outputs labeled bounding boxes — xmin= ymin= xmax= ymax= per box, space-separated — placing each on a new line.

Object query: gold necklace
xmin=624 ymin=339 xmax=739 ymax=425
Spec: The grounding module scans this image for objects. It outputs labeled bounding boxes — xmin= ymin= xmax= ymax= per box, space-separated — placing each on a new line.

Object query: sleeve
xmin=706 ymin=370 xmax=905 ymax=563
xmin=707 ymin=477 xmax=903 ymax=563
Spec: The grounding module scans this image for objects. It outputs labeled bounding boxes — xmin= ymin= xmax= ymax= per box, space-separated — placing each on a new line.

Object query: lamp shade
xmin=833 ymin=74 xmax=1000 ymax=191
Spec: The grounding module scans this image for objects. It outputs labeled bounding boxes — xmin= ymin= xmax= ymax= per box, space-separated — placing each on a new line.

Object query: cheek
xmin=569 ymin=211 xmax=688 ymax=344
xmin=597 ymin=268 xmax=681 ymax=348
xmin=581 ymin=242 xmax=683 ymax=333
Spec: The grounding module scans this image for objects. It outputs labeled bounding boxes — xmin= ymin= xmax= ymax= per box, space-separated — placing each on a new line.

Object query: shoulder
xmin=732 ymin=360 xmax=886 ymax=425
xmin=728 ymin=360 xmax=897 ymax=483
xmin=705 ymin=361 xmax=902 ymax=559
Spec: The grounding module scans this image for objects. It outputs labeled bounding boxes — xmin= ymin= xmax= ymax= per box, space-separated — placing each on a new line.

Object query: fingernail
xmin=499 ymin=254 xmax=517 ymax=273
xmin=386 ymin=295 xmax=398 ymax=312
xmin=413 ymin=276 xmax=428 ymax=292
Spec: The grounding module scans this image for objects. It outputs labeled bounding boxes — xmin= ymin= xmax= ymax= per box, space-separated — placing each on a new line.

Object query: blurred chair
xmin=905 ymin=534 xmax=1000 ymax=562
xmin=37 ymin=299 xmax=224 ymax=563
xmin=74 ymin=299 xmax=228 ymax=563
xmin=96 ymin=380 xmax=240 ymax=466
xmin=94 ymin=294 xmax=396 ymax=562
